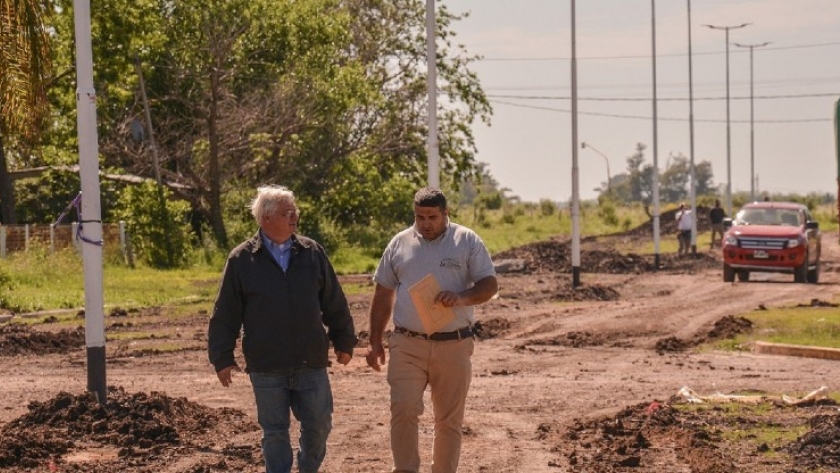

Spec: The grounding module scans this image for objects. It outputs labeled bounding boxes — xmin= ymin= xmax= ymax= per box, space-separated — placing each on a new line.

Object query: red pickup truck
xmin=722 ymin=202 xmax=821 ymax=283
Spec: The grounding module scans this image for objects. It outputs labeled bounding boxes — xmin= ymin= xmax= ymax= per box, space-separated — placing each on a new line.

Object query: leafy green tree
xmin=694 ymin=160 xmax=715 ymax=196
xmin=37 ymin=0 xmax=489 ymax=252
xmin=0 ymin=0 xmax=53 ymax=224
xmin=112 ymin=181 xmax=191 ymax=268
xmin=660 ymin=153 xmax=689 ymax=202
xmin=625 ymin=143 xmax=646 ymax=202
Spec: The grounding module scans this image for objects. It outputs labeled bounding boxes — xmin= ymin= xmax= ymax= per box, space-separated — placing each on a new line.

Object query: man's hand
xmin=216 ymin=365 xmax=241 ymax=387
xmin=434 ymin=290 xmax=462 ymax=308
xmin=335 ymin=349 xmax=352 ymax=366
xmin=366 ymin=342 xmax=386 ymax=372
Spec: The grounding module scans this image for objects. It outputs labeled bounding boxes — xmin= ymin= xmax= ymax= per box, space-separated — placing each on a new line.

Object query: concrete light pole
xmin=570 ymin=0 xmax=582 ymax=288
xmin=651 ymin=0 xmax=661 ymax=268
xmin=734 ymin=41 xmax=770 ymax=202
xmin=687 ymin=0 xmax=697 ymax=254
xmin=704 ymin=22 xmax=750 ymax=216
xmin=73 ymin=0 xmax=107 ymax=404
xmin=425 ymin=0 xmax=439 ymax=188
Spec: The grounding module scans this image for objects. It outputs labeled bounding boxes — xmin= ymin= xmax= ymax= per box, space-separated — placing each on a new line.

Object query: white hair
xmin=250 ymin=185 xmax=295 ymax=222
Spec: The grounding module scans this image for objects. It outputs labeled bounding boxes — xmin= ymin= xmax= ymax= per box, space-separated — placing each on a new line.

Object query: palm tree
xmin=0 ymin=0 xmax=53 ymax=224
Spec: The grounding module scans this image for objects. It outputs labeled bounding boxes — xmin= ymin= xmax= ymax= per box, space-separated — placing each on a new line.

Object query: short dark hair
xmin=414 ymin=187 xmax=447 ymax=210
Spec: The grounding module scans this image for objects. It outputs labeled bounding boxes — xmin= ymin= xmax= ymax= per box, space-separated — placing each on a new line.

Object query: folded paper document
xmin=408 ymin=274 xmax=456 ymax=334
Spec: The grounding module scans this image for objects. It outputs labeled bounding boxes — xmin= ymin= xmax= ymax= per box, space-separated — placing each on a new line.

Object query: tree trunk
xmin=0 ymin=134 xmax=18 ymax=224
xmin=206 ymin=73 xmax=227 ymax=248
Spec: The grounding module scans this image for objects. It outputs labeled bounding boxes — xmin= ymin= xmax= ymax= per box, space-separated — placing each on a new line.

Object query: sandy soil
xmin=1 ymin=230 xmax=839 ymax=472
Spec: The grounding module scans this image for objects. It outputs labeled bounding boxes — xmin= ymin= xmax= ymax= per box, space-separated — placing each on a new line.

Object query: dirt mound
xmin=655 ymin=315 xmax=753 ymax=353
xmin=617 ymin=205 xmax=714 ymax=238
xmin=702 ymin=315 xmax=754 ymax=342
xmin=557 ymin=283 xmax=621 ymax=302
xmin=0 ymin=386 xmax=260 ymax=471
xmin=0 ymin=323 xmax=85 ymax=357
xmin=544 ymin=398 xmax=840 ymax=472
xmin=494 ymin=239 xmax=719 ymax=275
xmin=795 ymin=299 xmax=840 ymax=308
xmin=526 ymin=330 xmax=610 ymax=348
xmin=494 ymin=239 xmax=654 ymax=274
xmin=473 ymin=317 xmax=512 ymax=340
xmin=545 ymin=400 xmax=737 ymax=472
xmin=785 ymin=414 xmax=840 ymax=469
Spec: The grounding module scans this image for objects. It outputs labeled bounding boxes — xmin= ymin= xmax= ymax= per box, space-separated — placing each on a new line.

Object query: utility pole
xmin=734 ymin=42 xmax=770 ymax=202
xmin=570 ymin=0 xmax=581 ymax=287
xmin=704 ymin=23 xmax=750 ymax=216
xmin=687 ymin=0 xmax=697 ymax=254
xmin=425 ymin=0 xmax=439 ymax=188
xmin=73 ymin=0 xmax=107 ymax=404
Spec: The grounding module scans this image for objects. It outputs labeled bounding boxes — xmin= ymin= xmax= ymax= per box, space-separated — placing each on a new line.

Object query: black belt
xmin=394 ymin=326 xmax=473 ymax=341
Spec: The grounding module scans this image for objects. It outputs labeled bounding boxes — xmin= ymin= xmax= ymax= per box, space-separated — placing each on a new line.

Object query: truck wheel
xmin=807 ymin=260 xmax=820 ymax=284
xmin=723 ymin=264 xmax=735 ymax=282
xmin=737 ymin=270 xmax=750 ymax=282
xmin=794 ymin=252 xmax=808 ymax=283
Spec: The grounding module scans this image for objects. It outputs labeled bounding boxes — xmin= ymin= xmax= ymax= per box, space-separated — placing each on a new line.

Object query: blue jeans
xmin=250 ymin=368 xmax=334 ymax=473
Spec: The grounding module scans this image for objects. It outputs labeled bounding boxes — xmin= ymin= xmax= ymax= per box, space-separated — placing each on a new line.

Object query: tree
xmin=694 ymin=160 xmax=715 ymax=196
xmin=33 ymin=0 xmax=489 ymax=252
xmin=0 ymin=0 xmax=53 ymax=224
xmin=625 ymin=143 xmax=648 ymax=202
xmin=660 ymin=153 xmax=689 ymax=202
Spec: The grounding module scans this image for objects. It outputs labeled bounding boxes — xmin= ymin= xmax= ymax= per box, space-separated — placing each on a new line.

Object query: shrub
xmin=539 ymin=199 xmax=556 ymax=217
xmin=112 ymin=182 xmax=192 ymax=268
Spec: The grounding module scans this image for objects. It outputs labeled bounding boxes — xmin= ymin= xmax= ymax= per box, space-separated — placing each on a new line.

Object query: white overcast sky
xmin=443 ymin=0 xmax=840 ymax=203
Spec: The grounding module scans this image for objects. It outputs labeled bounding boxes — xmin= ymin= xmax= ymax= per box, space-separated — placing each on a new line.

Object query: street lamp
xmin=734 ymin=41 xmax=770 ymax=202
xmin=581 ymin=142 xmax=612 ymax=193
xmin=704 ymin=22 xmax=750 ymax=216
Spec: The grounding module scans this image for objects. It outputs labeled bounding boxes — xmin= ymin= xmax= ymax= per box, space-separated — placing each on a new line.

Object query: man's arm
xmin=319 ymin=253 xmax=358 ymax=356
xmin=365 ymin=283 xmax=396 ymax=371
xmin=436 ymin=275 xmax=499 ymax=308
xmin=208 ymin=258 xmax=244 ymax=375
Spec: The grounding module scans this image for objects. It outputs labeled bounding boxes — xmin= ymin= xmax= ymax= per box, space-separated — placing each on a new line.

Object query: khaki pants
xmin=387 ymin=332 xmax=475 ymax=473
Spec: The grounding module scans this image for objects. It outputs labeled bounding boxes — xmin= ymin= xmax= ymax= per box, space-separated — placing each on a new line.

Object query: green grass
xmin=712 ymin=303 xmax=840 ymax=351
xmin=0 ymin=245 xmax=219 ymax=313
xmin=330 ymin=248 xmax=379 ymax=275
xmin=455 ymin=201 xmax=650 ymax=255
xmin=107 ymin=331 xmax=159 ymax=341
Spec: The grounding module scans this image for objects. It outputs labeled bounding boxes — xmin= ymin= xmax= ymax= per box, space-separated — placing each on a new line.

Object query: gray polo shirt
xmin=373 ymin=221 xmax=496 ymax=333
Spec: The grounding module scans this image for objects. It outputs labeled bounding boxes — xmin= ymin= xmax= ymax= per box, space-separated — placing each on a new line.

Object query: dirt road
xmin=1 ymin=235 xmax=838 ymax=472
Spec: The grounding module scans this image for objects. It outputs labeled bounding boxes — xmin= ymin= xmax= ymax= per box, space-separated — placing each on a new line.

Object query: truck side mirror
xmin=723 ymin=217 xmax=733 ymax=230
xmin=805 ymin=221 xmax=819 ymax=230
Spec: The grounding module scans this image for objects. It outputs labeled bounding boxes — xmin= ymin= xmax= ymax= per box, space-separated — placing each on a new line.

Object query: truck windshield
xmin=736 ymin=209 xmax=800 ymax=226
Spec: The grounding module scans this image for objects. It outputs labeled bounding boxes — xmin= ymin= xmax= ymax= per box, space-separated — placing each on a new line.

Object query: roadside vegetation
xmin=714 ymin=302 xmax=840 ymax=351
xmin=1 ymin=198 xmax=835 ymax=313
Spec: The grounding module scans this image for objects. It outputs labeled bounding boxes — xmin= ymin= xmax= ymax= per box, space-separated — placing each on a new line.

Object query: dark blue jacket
xmin=208 ymin=232 xmax=357 ymax=373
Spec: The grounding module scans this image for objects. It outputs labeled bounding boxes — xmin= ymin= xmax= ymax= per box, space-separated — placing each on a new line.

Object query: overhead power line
xmin=488 ymin=99 xmax=831 ymax=123
xmin=486 ymin=92 xmax=840 ymax=102
xmin=480 ymin=40 xmax=840 ymax=61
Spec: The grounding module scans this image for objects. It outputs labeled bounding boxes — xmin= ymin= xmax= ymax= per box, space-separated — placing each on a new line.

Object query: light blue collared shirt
xmin=262 ymin=233 xmax=294 ymax=271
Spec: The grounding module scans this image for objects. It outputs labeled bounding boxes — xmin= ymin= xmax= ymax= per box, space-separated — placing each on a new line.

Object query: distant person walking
xmin=208 ymin=185 xmax=357 ymax=473
xmin=676 ymin=203 xmax=693 ymax=256
xmin=708 ymin=199 xmax=726 ymax=249
xmin=366 ymin=187 xmax=498 ymax=473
